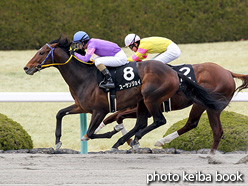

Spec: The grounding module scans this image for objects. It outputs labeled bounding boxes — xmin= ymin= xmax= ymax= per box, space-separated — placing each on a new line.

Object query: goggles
xmin=71 ymin=42 xmax=83 ymax=50
xmin=129 ymin=44 xmax=135 ymax=49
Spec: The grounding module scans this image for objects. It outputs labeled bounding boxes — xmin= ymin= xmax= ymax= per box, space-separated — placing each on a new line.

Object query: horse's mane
xmin=49 ymin=36 xmax=86 ymax=58
xmin=49 ymin=36 xmax=71 ymax=55
xmin=48 ymin=36 xmax=96 ymax=71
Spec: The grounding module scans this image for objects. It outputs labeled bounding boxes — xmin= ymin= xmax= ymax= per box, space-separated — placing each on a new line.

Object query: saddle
xmin=97 ymin=63 xmax=196 ymax=113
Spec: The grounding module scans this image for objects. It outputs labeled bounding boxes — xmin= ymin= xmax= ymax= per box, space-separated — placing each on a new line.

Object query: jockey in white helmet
xmin=124 ymin=33 xmax=181 ymax=64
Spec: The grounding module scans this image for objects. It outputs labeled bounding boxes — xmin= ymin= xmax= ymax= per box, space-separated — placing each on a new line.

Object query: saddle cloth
xmin=97 ymin=62 xmax=142 ymax=112
xmin=97 ymin=62 xmax=142 ymax=92
xmin=168 ymin=64 xmax=196 ymax=82
xmin=163 ymin=64 xmax=196 ymax=112
xmin=97 ymin=63 xmax=196 ymax=113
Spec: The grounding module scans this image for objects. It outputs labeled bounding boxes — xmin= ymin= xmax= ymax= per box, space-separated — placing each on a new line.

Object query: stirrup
xmin=99 ymin=81 xmax=115 ymax=89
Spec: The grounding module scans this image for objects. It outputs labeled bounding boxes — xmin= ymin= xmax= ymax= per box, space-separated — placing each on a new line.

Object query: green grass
xmin=0 ymin=41 xmax=248 ymax=151
xmin=0 ymin=113 xmax=33 ymax=150
xmin=163 ymin=111 xmax=248 ymax=152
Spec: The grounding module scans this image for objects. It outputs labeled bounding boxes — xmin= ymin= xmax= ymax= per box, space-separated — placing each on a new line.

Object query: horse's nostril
xmin=24 ymin=67 xmax=28 ymax=71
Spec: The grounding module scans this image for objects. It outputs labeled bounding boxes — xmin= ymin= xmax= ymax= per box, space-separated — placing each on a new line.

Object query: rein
xmin=38 ymin=44 xmax=94 ymax=69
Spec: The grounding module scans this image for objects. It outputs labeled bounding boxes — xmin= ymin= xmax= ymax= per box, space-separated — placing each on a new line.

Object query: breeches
xmin=94 ymin=50 xmax=128 ymax=67
xmin=152 ymin=42 xmax=181 ymax=64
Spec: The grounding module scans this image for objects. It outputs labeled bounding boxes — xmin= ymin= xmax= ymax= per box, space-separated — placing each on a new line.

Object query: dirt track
xmin=0 ymin=153 xmax=248 ymax=185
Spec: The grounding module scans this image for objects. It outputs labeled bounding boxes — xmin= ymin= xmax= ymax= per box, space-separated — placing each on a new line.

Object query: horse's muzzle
xmin=23 ymin=66 xmax=37 ymax=75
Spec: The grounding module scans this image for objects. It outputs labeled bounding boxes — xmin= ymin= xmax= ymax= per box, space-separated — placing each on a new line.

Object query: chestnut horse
xmin=24 ymin=37 xmax=227 ymax=151
xmin=99 ymin=63 xmax=248 ymax=153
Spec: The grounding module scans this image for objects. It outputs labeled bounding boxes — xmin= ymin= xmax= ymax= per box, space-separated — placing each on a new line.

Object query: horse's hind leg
xmin=155 ymin=104 xmax=205 ymax=147
xmin=131 ymin=100 xmax=166 ymax=148
xmin=206 ymin=109 xmax=223 ymax=154
xmin=55 ymin=104 xmax=84 ymax=149
xmin=111 ymin=100 xmax=149 ymax=150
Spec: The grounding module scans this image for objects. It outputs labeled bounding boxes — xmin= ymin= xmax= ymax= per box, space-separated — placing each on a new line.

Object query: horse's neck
xmin=56 ymin=61 xmax=96 ymax=92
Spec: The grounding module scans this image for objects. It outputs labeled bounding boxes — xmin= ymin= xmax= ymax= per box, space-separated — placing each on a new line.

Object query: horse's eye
xmin=39 ymin=52 xmax=44 ymax=55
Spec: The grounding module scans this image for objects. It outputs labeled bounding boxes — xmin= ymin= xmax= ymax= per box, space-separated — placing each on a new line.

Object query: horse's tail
xmin=229 ymin=71 xmax=248 ymax=92
xmin=178 ymin=73 xmax=228 ymax=111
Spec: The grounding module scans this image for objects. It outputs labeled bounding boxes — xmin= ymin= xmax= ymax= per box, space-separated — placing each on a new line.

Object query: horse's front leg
xmin=96 ymin=107 xmax=137 ymax=133
xmin=84 ymin=111 xmax=107 ymax=140
xmin=94 ymin=111 xmax=121 ymax=134
xmin=55 ymin=104 xmax=84 ymax=150
xmin=94 ymin=107 xmax=138 ymax=145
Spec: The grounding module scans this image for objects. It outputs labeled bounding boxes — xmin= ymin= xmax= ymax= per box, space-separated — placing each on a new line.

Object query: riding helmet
xmin=73 ymin=31 xmax=90 ymax=43
xmin=124 ymin=33 xmax=140 ymax=47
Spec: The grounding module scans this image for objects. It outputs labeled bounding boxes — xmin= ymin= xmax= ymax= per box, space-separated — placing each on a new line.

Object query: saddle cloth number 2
xmin=179 ymin=67 xmax=191 ymax=79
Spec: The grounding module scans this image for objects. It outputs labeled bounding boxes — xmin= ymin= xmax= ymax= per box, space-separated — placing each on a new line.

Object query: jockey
xmin=124 ymin=34 xmax=181 ymax=63
xmin=71 ymin=31 xmax=128 ymax=89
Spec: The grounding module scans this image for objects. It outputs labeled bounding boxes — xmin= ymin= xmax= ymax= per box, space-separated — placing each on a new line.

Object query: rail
xmin=0 ymin=92 xmax=247 ymax=102
xmin=0 ymin=92 xmax=247 ymax=154
xmin=0 ymin=92 xmax=87 ymax=154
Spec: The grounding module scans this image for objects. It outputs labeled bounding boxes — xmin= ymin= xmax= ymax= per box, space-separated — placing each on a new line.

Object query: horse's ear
xmin=50 ymin=43 xmax=59 ymax=48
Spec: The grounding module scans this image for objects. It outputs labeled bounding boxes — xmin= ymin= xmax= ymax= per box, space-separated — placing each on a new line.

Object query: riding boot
xmin=96 ymin=64 xmax=115 ymax=89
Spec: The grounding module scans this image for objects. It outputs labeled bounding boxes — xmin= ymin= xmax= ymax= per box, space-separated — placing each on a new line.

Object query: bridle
xmin=36 ymin=43 xmax=93 ymax=70
xmin=37 ymin=44 xmax=55 ymax=69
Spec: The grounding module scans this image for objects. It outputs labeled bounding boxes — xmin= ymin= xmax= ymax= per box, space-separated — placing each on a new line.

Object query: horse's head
xmin=24 ymin=37 xmax=71 ymax=75
xmin=24 ymin=43 xmax=59 ymax=75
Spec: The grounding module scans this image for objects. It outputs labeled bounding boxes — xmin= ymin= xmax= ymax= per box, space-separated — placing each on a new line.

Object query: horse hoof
xmin=110 ymin=148 xmax=118 ymax=152
xmin=131 ymin=140 xmax=140 ymax=150
xmin=132 ymin=143 xmax=140 ymax=150
xmin=154 ymin=140 xmax=164 ymax=147
xmin=55 ymin=141 xmax=62 ymax=150
xmin=81 ymin=135 xmax=90 ymax=141
xmin=130 ymin=139 xmax=139 ymax=147
xmin=114 ymin=124 xmax=124 ymax=132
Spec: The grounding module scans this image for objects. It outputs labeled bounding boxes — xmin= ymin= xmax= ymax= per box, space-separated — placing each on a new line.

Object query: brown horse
xmin=23 ymin=37 xmax=227 ymax=151
xmin=99 ymin=62 xmax=248 ymax=153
